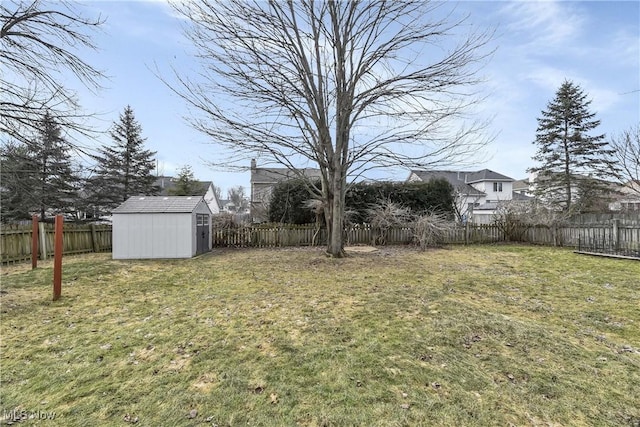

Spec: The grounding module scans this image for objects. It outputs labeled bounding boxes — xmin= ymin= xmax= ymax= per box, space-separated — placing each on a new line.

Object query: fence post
xmin=612 ymin=219 xmax=620 ymax=252
xmin=90 ymin=223 xmax=100 ymax=253
xmin=39 ymin=222 xmax=47 ymax=260
xmin=464 ymin=220 xmax=469 ymax=245
xmin=31 ymin=215 xmax=39 ymax=269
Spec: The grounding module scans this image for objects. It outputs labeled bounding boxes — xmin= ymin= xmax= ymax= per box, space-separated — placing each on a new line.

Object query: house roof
xmin=464 ymin=169 xmax=514 ymax=183
xmin=512 ymin=178 xmax=530 ymax=192
xmin=409 ymin=170 xmax=485 ymax=196
xmin=113 ymin=196 xmax=206 ymax=214
xmin=154 ymin=176 xmax=214 ymax=197
xmin=251 ymin=167 xmax=322 ymax=184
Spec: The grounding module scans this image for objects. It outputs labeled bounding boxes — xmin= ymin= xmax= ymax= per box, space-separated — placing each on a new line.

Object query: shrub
xmin=412 ymin=212 xmax=456 ymax=250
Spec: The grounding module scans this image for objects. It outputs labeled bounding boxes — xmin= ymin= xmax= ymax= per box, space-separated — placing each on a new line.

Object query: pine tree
xmin=168 ymin=165 xmax=201 ymax=195
xmin=1 ymin=114 xmax=80 ymax=222
xmin=529 ymin=80 xmax=618 ymax=213
xmin=87 ymin=106 xmax=157 ymax=214
xmin=30 ymin=112 xmax=80 ymax=220
xmin=0 ymin=142 xmax=37 ymax=222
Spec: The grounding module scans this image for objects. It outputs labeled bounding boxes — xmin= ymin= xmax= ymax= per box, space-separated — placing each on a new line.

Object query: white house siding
xmin=483 ymin=182 xmax=513 ymax=202
xmin=203 ymin=185 xmax=221 ymax=214
xmin=113 ymin=213 xmax=193 ymax=259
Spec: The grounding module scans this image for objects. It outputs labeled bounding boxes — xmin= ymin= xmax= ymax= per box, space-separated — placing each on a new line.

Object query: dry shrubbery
xmin=366 ymin=199 xmax=455 ymax=249
xmin=413 ymin=212 xmax=456 ymax=250
xmin=367 ymin=200 xmax=412 ymax=245
xmin=493 ymin=200 xmax=571 ymax=242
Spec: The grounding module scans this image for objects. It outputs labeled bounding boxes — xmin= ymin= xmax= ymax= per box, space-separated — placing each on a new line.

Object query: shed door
xmin=196 ymin=214 xmax=210 ymax=255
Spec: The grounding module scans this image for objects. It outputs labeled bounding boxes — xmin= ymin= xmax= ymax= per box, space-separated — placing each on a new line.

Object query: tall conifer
xmin=87 ymin=106 xmax=157 ymax=214
xmin=529 ymin=80 xmax=618 ymax=212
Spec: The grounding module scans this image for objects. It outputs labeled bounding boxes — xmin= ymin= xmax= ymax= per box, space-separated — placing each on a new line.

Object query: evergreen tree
xmin=87 ymin=106 xmax=157 ymax=214
xmin=0 ymin=142 xmax=37 ymax=222
xmin=529 ymin=80 xmax=618 ymax=213
xmin=30 ymin=112 xmax=79 ymax=220
xmin=1 ymin=114 xmax=80 ymax=222
xmin=168 ymin=165 xmax=201 ymax=195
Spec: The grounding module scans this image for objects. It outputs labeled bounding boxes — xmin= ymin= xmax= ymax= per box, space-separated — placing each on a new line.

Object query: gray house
xmin=112 ymin=196 xmax=212 ymax=259
xmin=250 ymin=159 xmax=322 ymax=222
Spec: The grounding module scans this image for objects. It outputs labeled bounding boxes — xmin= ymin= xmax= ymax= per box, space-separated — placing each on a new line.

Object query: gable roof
xmin=512 ymin=178 xmax=530 ymax=192
xmin=251 ymin=167 xmax=322 ymax=184
xmin=154 ymin=176 xmax=214 ymax=197
xmin=409 ymin=170 xmax=485 ymax=196
xmin=464 ymin=169 xmax=513 ymax=183
xmin=113 ymin=196 xmax=206 ymax=214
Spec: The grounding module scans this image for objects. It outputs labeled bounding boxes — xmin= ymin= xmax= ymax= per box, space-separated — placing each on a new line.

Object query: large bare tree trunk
xmin=327 ymin=167 xmax=346 ymax=257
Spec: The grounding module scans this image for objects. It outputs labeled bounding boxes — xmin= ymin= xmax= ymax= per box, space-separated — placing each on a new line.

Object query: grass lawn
xmin=1 ymin=245 xmax=639 ymax=426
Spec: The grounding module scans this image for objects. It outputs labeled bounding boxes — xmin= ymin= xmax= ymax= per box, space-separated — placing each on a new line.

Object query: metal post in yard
xmin=53 ymin=215 xmax=63 ymax=301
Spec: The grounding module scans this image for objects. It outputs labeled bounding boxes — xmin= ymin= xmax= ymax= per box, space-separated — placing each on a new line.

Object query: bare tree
xmin=168 ymin=0 xmax=493 ymax=256
xmin=227 ymin=185 xmax=248 ymax=213
xmin=609 ymin=124 xmax=640 ymax=196
xmin=0 ymin=0 xmax=104 ymax=147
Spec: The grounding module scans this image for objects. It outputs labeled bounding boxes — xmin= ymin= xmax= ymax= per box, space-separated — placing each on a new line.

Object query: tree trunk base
xmin=324 ymin=249 xmax=347 ymax=258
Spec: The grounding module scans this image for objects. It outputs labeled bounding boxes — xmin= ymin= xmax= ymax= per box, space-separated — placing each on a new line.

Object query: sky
xmin=63 ymin=0 xmax=639 ymax=194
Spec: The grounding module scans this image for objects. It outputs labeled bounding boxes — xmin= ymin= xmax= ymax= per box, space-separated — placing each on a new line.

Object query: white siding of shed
xmin=113 ymin=213 xmax=194 ymax=259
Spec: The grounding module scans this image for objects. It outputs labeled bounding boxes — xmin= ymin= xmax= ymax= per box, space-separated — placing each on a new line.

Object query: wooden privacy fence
xmin=1 ymin=223 xmax=112 ymax=264
xmin=3 ymin=220 xmax=637 ymax=263
xmin=212 ymin=222 xmax=639 ymax=256
xmin=212 ymin=223 xmax=507 ymax=248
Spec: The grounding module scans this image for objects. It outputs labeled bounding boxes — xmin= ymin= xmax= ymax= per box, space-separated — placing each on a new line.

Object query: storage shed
xmin=112 ymin=196 xmax=212 ymax=259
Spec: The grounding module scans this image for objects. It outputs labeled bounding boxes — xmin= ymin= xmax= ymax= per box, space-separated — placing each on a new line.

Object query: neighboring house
xmin=408 ymin=169 xmax=525 ymax=224
xmin=250 ymin=159 xmax=322 ymax=222
xmin=218 ymin=199 xmax=249 ymax=214
xmin=218 ymin=199 xmax=235 ymax=213
xmin=154 ymin=176 xmax=221 ymax=214
xmin=609 ymin=181 xmax=640 ymax=212
xmin=528 ymin=171 xmax=620 ymax=212
xmin=512 ymin=177 xmax=532 ymax=197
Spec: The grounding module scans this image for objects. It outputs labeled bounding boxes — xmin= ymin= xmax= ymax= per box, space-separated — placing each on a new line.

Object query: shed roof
xmin=113 ymin=196 xmax=206 ymax=214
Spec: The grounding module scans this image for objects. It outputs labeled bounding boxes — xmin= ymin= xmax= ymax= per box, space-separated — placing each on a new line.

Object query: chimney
xmin=251 ymin=159 xmax=256 ymax=170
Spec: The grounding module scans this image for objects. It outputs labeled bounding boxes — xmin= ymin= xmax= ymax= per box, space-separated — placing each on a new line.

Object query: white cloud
xmin=499 ymin=0 xmax=586 ymax=49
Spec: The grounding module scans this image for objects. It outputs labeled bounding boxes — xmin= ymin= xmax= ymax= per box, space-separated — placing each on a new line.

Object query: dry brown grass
xmin=1 ymin=245 xmax=639 ymax=426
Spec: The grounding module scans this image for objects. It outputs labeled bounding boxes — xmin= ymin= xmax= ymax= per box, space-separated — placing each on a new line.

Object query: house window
xmin=493 ymin=182 xmax=503 ymax=192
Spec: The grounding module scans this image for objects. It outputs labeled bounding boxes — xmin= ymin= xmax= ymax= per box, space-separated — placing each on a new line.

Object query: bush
xmin=367 ymin=200 xmax=412 ymax=245
xmin=412 ymin=212 xmax=456 ymax=250
xmin=268 ymin=178 xmax=455 ymax=225
xmin=268 ymin=179 xmax=319 ymax=224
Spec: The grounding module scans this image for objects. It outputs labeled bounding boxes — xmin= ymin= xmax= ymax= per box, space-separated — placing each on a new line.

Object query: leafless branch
xmin=609 ymin=124 xmax=640 ymax=196
xmin=164 ymin=0 xmax=494 ymax=255
xmin=0 ymin=0 xmax=105 ymax=147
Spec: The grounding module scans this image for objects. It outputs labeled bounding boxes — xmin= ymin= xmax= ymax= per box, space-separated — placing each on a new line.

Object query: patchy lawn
xmin=1 ymin=245 xmax=639 ymax=426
